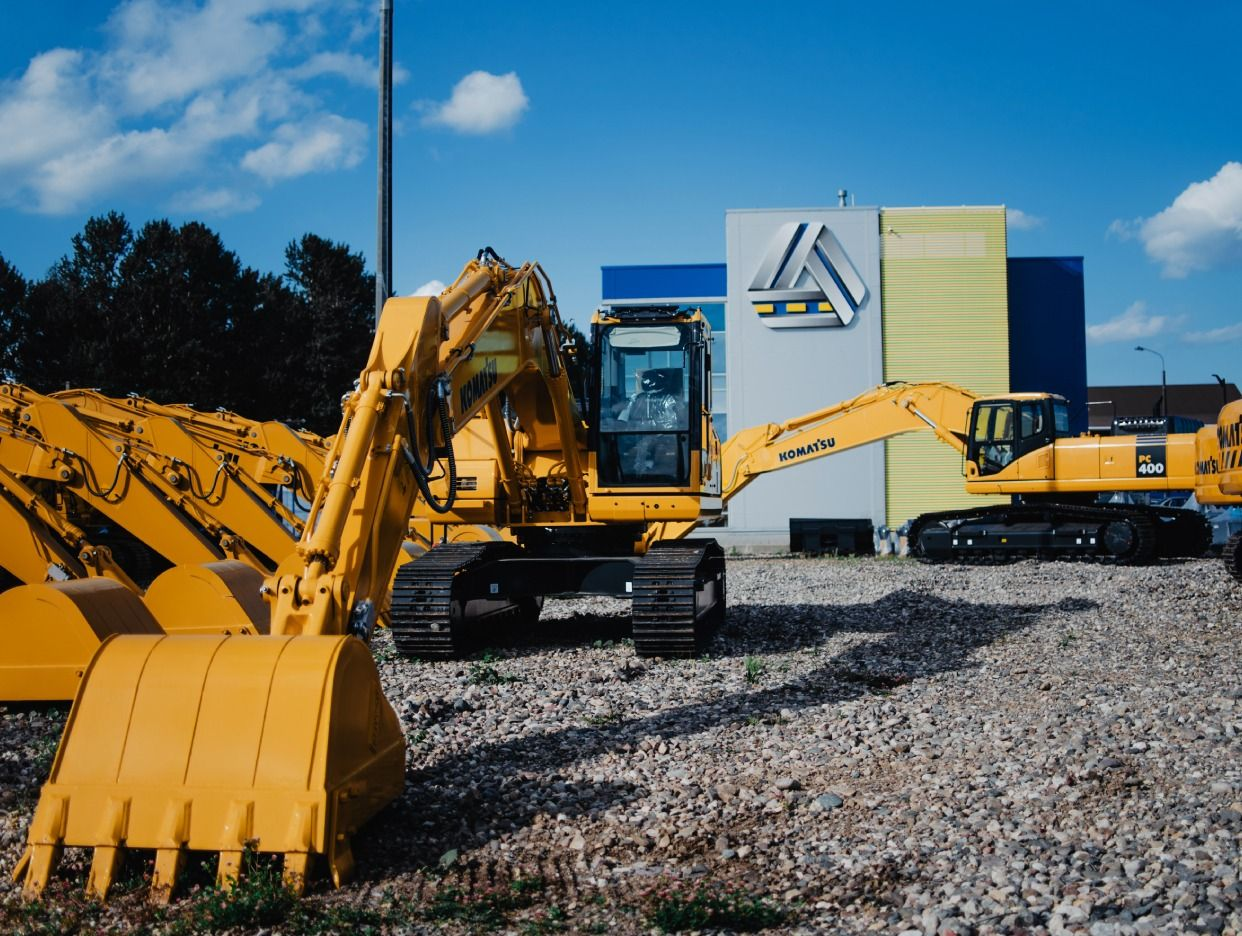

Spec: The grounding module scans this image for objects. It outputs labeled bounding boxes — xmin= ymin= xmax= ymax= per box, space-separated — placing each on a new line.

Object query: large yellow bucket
xmin=14 ymin=632 xmax=405 ymax=901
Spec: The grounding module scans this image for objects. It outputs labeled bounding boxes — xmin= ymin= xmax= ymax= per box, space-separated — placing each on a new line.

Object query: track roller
xmin=1226 ymin=534 xmax=1242 ymax=584
xmin=631 ymin=539 xmax=725 ymax=658
xmin=389 ymin=541 xmax=533 ymax=658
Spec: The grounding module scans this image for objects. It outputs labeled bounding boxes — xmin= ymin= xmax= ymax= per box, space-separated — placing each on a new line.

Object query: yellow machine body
xmin=964 ymin=431 xmax=1200 ymax=494
xmin=1220 ymin=400 xmax=1242 ymax=497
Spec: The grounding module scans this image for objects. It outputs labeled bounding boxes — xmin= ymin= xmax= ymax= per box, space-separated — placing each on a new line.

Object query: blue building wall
xmin=601 ymin=264 xmax=726 ymax=302
xmin=1006 ymin=257 xmax=1088 ymax=433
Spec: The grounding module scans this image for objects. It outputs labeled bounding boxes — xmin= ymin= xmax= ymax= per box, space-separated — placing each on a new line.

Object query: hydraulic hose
xmin=403 ymin=383 xmax=457 ymax=514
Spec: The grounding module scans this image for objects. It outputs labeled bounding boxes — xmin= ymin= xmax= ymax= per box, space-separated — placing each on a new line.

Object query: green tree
xmin=281 ymin=234 xmax=376 ymax=433
xmin=0 ymin=254 xmax=28 ymax=381
xmin=19 ymin=212 xmax=133 ymax=390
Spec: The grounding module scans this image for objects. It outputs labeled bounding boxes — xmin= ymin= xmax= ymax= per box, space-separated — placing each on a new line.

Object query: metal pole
xmin=1213 ymin=373 xmax=1227 ymax=407
xmin=375 ymin=0 xmax=393 ymax=326
xmin=1135 ymin=345 xmax=1167 ymax=422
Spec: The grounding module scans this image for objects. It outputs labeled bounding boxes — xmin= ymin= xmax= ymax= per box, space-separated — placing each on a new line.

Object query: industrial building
xmin=602 ymin=205 xmax=1087 ymax=548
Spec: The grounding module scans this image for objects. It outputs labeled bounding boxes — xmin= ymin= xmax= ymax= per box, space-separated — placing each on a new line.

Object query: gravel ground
xmin=0 ymin=555 xmax=1239 ymax=934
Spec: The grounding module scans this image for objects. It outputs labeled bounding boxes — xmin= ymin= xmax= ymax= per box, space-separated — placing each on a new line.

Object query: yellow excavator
xmin=905 ymin=394 xmax=1221 ymax=562
xmin=1218 ymin=399 xmax=1242 ymax=582
xmin=14 ymin=250 xmax=725 ymax=900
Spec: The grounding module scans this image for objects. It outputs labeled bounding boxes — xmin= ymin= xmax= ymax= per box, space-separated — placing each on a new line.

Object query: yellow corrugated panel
xmin=881 ymin=207 xmax=1010 ymax=528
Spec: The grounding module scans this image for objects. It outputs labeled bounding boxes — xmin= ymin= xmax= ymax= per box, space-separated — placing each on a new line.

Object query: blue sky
xmin=1 ymin=0 xmax=1240 ymax=390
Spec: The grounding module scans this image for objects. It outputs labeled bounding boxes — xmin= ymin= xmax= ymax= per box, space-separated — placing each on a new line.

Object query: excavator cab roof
xmin=977 ymin=392 xmax=1068 ymax=404
xmin=594 ymin=304 xmax=704 ymax=326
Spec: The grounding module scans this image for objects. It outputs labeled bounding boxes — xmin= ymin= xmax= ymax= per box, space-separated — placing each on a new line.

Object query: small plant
xmin=425 ymin=877 xmax=548 ymax=931
xmin=520 ymin=904 xmax=568 ymax=934
xmin=645 ymin=882 xmax=789 ymax=933
xmin=1059 ymin=630 xmax=1078 ymax=649
xmin=744 ymin=655 xmax=765 ymax=684
xmin=469 ymin=650 xmax=521 ymax=686
xmin=586 ymin=710 xmax=621 ymax=728
xmin=171 ymin=848 xmax=296 ymax=934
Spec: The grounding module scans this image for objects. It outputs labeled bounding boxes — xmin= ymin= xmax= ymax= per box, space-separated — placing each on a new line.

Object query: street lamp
xmin=1212 ymin=373 xmax=1228 ymax=407
xmin=1135 ymin=345 xmax=1167 ymax=422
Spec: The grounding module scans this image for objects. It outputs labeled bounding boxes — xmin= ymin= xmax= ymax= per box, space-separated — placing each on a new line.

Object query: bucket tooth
xmin=283 ymin=853 xmax=311 ymax=896
xmin=150 ymin=848 xmax=185 ymax=905
xmin=18 ymin=844 xmax=61 ymax=900
xmin=87 ymin=846 xmax=124 ymax=900
xmin=217 ymin=851 xmax=243 ymax=891
xmin=19 ymin=632 xmax=405 ymax=901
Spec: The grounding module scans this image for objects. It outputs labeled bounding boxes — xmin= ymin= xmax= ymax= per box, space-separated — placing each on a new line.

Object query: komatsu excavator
xmin=1219 ymin=399 xmax=1242 ymax=582
xmin=907 ymin=394 xmax=1220 ymax=562
xmin=14 ymin=251 xmax=728 ymax=900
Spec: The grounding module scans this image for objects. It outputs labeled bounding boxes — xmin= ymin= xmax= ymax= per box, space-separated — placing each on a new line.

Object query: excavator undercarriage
xmin=910 ymin=500 xmax=1212 ymax=564
xmin=389 ymin=537 xmax=724 ymax=658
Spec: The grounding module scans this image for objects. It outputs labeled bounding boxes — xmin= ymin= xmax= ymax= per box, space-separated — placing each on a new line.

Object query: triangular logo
xmin=748 ymin=222 xmax=868 ymax=325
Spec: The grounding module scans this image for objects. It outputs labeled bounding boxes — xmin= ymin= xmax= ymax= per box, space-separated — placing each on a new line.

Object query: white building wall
xmin=722 ymin=208 xmax=886 ymax=546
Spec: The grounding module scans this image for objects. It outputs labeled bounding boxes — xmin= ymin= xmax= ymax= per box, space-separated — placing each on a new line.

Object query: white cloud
xmin=1006 ymin=208 xmax=1045 ymax=231
xmin=169 ymin=186 xmax=260 ymax=216
xmin=0 ymin=50 xmax=114 ymax=181
xmin=1086 ymin=301 xmax=1181 ymax=344
xmin=288 ymin=51 xmax=408 ymax=88
xmin=241 ymin=114 xmax=366 ymax=181
xmin=421 ymin=71 xmax=529 ymax=135
xmin=0 ymin=0 xmax=383 ymax=214
xmin=412 ymin=280 xmax=446 ymax=296
xmin=1183 ymin=321 xmax=1242 ymax=344
xmin=1113 ymin=162 xmax=1242 ymax=278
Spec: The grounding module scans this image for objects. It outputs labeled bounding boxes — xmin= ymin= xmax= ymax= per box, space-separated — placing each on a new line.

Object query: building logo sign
xmin=748 ymin=222 xmax=868 ymax=328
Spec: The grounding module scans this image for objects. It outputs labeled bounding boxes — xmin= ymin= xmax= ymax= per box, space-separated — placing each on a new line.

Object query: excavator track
xmin=389 ymin=541 xmax=532 ymax=658
xmin=910 ymin=502 xmax=1208 ymax=565
xmin=631 ymin=539 xmax=726 ymax=658
xmin=1225 ymin=534 xmax=1242 ymax=584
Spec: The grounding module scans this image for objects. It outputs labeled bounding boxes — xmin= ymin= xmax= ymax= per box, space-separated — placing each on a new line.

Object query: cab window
xmin=1018 ymin=401 xmax=1051 ymax=456
xmin=971 ymin=402 xmax=1015 ymax=476
xmin=1053 ymin=401 xmax=1071 ymax=438
xmin=595 ymin=323 xmax=694 ymax=485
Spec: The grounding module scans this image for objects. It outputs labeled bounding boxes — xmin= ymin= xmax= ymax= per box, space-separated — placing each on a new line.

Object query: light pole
xmin=1135 ymin=345 xmax=1167 ymax=422
xmin=375 ymin=0 xmax=393 ymax=326
xmin=1212 ymin=373 xmax=1227 ymax=407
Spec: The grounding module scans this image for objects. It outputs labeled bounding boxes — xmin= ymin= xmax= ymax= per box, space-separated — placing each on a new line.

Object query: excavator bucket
xmin=143 ymin=561 xmax=270 ymax=635
xmin=15 ymin=632 xmax=404 ymax=902
xmin=0 ymin=562 xmax=269 ymax=702
xmin=0 ymin=579 xmax=162 ymax=702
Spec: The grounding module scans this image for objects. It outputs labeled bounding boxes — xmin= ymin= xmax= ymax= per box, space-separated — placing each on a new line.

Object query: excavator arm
xmin=646 ymin=381 xmax=975 ymax=545
xmin=53 ymin=390 xmax=328 ymax=501
xmin=0 ymin=463 xmax=139 ymax=590
xmin=717 ymin=381 xmax=974 ymax=502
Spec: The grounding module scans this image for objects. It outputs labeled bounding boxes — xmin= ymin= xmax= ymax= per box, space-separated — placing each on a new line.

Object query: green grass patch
xmin=469 ymin=651 xmax=522 ymax=685
xmin=743 ymin=655 xmax=765 ymax=684
xmin=644 ymin=882 xmax=790 ymax=933
xmin=424 ymin=877 xmax=548 ymax=931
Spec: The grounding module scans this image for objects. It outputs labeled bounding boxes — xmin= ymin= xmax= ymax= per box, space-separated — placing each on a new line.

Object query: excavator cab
xmin=967 ymin=394 xmax=1070 ymax=476
xmin=591 ymin=306 xmax=708 ymax=487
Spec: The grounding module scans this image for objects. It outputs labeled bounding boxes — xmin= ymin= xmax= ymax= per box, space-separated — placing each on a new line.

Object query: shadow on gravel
xmin=357 ymin=590 xmax=1098 ymax=877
